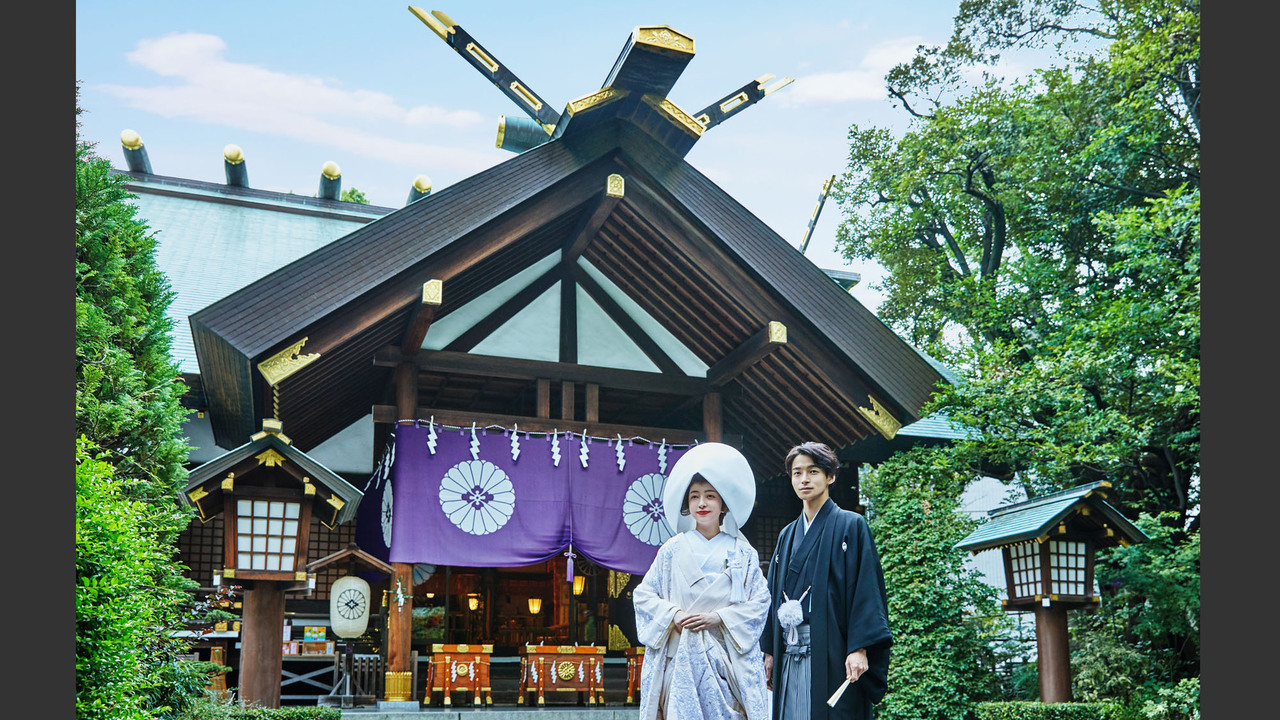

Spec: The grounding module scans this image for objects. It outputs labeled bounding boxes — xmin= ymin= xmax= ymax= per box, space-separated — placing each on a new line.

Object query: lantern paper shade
xmin=528 ymin=598 xmax=542 ymax=614
xmin=329 ymin=575 xmax=371 ymax=638
xmin=573 ymin=575 xmax=586 ymax=595
xmin=468 ymin=596 xmax=480 ymax=611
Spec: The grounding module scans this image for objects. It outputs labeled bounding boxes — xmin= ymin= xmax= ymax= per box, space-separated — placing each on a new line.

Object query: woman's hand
xmin=675 ymin=611 xmax=721 ymax=632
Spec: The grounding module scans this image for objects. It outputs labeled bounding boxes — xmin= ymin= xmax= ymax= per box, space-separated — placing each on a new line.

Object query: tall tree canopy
xmin=832 ymin=0 xmax=1199 ymax=711
xmin=76 ymin=84 xmax=203 ymax=718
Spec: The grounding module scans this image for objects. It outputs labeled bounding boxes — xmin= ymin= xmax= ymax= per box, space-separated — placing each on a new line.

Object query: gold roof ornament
xmin=258 ymin=337 xmax=320 ymax=386
xmin=856 ymin=396 xmax=902 ymax=440
xmin=255 ymin=448 xmax=287 ymax=467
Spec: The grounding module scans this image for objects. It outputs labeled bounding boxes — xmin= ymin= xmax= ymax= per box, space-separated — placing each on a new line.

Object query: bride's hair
xmin=679 ymin=473 xmax=729 ymax=518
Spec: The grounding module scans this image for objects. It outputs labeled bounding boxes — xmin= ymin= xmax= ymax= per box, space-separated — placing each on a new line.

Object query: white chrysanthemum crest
xmin=658 ymin=440 xmax=668 ymax=474
xmin=615 ymin=433 xmax=626 ymax=472
xmin=579 ymin=430 xmax=589 ymax=468
xmin=427 ymin=416 xmax=438 ymax=454
xmin=470 ymin=422 xmax=480 ymax=460
xmin=551 ymin=430 xmax=561 ymax=467
xmin=510 ymin=423 xmax=521 ymax=462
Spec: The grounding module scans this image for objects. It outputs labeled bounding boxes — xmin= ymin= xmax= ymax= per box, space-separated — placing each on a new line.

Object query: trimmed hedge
xmin=976 ymin=702 xmax=1126 ymax=720
xmin=227 ymin=709 xmax=342 ymax=720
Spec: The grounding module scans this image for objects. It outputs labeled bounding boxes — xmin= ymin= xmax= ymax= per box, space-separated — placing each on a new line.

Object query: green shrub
xmin=76 ymin=437 xmax=194 ymax=719
xmin=176 ymin=696 xmax=342 ymax=720
xmin=976 ymin=701 xmax=1127 ymax=720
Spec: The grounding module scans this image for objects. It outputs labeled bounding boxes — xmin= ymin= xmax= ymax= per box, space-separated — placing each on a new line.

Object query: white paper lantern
xmin=329 ymin=575 xmax=371 ymax=638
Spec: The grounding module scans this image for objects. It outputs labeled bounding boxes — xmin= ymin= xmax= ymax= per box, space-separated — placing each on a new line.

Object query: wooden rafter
xmin=374 ymin=346 xmax=709 ymax=396
xmin=706 ymin=321 xmax=787 ymax=387
xmin=400 ymin=279 xmax=443 ymax=356
xmin=563 ymin=178 xmax=624 ymax=262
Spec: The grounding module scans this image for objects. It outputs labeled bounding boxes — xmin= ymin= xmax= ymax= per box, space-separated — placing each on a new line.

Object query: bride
xmin=634 ymin=442 xmax=771 ymax=720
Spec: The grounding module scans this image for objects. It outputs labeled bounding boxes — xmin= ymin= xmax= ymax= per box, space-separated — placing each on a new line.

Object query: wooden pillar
xmin=385 ymin=363 xmax=417 ymax=699
xmin=561 ymin=381 xmax=576 ymax=421
xmin=702 ymin=392 xmax=722 ymax=442
xmin=1034 ymin=603 xmax=1072 ymax=702
xmin=537 ymin=379 xmax=551 ymax=419
xmin=585 ymin=383 xmax=599 ymax=423
xmin=239 ymin=582 xmax=285 ymax=708
xmin=388 ymin=563 xmax=415 ymax=672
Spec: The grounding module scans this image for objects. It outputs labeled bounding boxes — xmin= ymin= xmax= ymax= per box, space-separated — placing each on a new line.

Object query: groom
xmin=760 ymin=442 xmax=892 ymax=720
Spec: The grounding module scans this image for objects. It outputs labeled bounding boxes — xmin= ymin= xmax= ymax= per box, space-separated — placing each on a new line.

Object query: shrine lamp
xmin=956 ymin=481 xmax=1148 ymax=611
xmin=528 ymin=598 xmax=543 ymax=615
xmin=573 ymin=575 xmax=586 ymax=596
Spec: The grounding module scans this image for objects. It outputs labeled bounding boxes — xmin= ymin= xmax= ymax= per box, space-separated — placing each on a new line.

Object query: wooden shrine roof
xmin=190 ymin=121 xmax=946 ymax=481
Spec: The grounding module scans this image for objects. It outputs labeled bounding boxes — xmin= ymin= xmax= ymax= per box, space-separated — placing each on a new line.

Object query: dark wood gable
xmin=192 ymin=119 xmax=943 ymax=481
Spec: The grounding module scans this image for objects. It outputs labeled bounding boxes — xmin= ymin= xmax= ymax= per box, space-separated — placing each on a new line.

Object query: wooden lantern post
xmin=955 ymin=481 xmax=1148 ymax=703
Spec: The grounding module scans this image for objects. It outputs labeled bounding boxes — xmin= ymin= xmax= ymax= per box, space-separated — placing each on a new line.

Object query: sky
xmin=75 ymin=0 xmax=985 ymax=313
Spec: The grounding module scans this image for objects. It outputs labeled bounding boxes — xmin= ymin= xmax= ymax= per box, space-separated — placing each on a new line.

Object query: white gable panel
xmin=469 ymin=281 xmax=562 ymax=361
xmin=422 ymin=251 xmax=562 ymax=350
xmin=576 ymin=286 xmax=660 ymax=372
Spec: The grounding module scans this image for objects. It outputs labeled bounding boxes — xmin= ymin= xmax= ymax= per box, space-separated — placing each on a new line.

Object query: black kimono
xmin=760 ymin=498 xmax=891 ymax=720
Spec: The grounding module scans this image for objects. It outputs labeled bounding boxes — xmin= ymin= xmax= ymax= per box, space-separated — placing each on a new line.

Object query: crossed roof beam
xmin=410 ymin=7 xmax=793 ymax=157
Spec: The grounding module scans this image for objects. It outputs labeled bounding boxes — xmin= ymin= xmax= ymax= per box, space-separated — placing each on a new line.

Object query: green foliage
xmin=176 ymin=697 xmax=342 ymax=720
xmin=340 ymin=186 xmax=370 ymax=204
xmin=1072 ymin=514 xmax=1199 ymax=705
xmin=975 ymin=701 xmax=1127 ymax=720
xmin=830 ymin=0 xmax=1199 ymax=712
xmin=76 ymin=437 xmax=200 ymax=720
xmin=862 ymin=447 xmax=1003 ymax=720
xmin=76 ymin=84 xmax=202 ymax=718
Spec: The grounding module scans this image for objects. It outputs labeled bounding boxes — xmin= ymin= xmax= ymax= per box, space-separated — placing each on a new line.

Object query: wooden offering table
xmin=517 ymin=644 xmax=606 ymax=706
xmin=425 ymin=643 xmax=492 ymax=706
xmin=624 ymin=646 xmax=645 ymax=704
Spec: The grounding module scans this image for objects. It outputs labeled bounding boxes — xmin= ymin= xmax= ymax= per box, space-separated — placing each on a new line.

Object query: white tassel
xmin=777 ymin=587 xmax=810 ymax=646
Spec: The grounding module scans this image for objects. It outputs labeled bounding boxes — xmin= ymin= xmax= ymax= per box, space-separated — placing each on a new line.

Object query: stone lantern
xmin=955 ymin=481 xmax=1147 ymax=703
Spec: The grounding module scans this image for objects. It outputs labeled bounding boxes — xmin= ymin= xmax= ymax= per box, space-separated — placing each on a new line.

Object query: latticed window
xmin=1048 ymin=539 xmax=1088 ymax=596
xmin=1008 ymin=541 xmax=1041 ymax=598
xmin=235 ymin=499 xmax=302 ymax=572
xmin=178 ymin=514 xmax=223 ymax=585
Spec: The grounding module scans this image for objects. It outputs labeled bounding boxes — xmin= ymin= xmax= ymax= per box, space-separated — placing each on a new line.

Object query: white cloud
xmin=98 ymin=32 xmax=491 ymax=173
xmin=782 ymin=36 xmax=926 ymax=106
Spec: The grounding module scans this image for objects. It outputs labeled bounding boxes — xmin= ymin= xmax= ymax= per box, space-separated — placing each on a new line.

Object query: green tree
xmin=862 ymin=448 xmax=1004 ymax=719
xmin=340 ymin=186 xmax=370 ymax=204
xmin=831 ymin=0 xmax=1199 ymax=712
xmin=76 ymin=83 xmax=205 ymax=718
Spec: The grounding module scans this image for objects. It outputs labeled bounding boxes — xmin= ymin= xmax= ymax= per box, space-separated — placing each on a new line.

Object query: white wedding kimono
xmin=634 ymin=530 xmax=772 ymax=720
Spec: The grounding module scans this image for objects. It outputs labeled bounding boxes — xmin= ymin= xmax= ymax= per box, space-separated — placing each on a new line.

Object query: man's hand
xmin=763 ymin=653 xmax=773 ymax=691
xmin=675 ymin=611 xmax=722 ymax=632
xmin=844 ymin=648 xmax=868 ymax=682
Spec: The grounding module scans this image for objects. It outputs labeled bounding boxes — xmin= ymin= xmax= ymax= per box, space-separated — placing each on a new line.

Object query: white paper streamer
xmin=578 ymin=661 xmax=584 ymax=682
xmin=615 ymin=433 xmax=626 ymax=472
xmin=551 ymin=430 xmax=561 ymax=467
xmin=579 ymin=430 xmax=590 ymax=468
xmin=427 ymin=416 xmax=438 ymax=455
xmin=470 ymin=422 xmax=480 ymax=460
xmin=658 ymin=440 xmax=668 ymax=474
xmin=510 ymin=423 xmax=521 ymax=462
